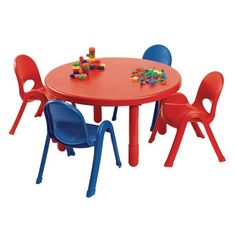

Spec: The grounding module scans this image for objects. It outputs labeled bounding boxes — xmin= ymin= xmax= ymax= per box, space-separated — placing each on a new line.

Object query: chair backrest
xmin=44 ymin=100 xmax=92 ymax=146
xmin=14 ymin=55 xmax=44 ymax=100
xmin=193 ymin=71 xmax=224 ymax=123
xmin=142 ymin=44 xmax=172 ymax=66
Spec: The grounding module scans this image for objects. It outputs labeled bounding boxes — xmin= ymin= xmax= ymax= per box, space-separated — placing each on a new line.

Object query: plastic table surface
xmin=45 ymin=57 xmax=182 ymax=166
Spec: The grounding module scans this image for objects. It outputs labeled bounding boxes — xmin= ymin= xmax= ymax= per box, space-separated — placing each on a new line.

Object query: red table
xmin=45 ymin=57 xmax=181 ymax=166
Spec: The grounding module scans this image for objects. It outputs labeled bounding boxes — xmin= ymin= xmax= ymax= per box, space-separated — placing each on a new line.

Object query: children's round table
xmin=45 ymin=57 xmax=181 ymax=166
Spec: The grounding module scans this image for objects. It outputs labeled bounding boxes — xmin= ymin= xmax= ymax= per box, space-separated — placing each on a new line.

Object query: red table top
xmin=45 ymin=57 xmax=181 ymax=106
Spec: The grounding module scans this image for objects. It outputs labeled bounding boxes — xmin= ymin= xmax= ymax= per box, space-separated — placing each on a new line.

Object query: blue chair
xmin=36 ymin=100 xmax=122 ymax=197
xmin=112 ymin=44 xmax=172 ymax=131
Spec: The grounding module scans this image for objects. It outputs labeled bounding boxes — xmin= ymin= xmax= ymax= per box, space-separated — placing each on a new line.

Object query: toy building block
xmin=87 ymin=47 xmax=96 ymax=63
xmin=161 ymin=69 xmax=167 ymax=79
xmin=87 ymin=47 xmax=95 ymax=57
xmin=130 ymin=76 xmax=139 ymax=81
xmin=96 ymin=63 xmax=105 ymax=70
xmin=73 ymin=62 xmax=81 ymax=73
xmin=73 ymin=73 xmax=88 ymax=80
xmin=89 ymin=64 xmax=96 ymax=69
xmin=79 ymin=56 xmax=87 ymax=63
xmin=81 ymin=63 xmax=89 ymax=74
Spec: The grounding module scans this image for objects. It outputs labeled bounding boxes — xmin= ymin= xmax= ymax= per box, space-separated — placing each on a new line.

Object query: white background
xmin=0 ymin=0 xmax=235 ymax=235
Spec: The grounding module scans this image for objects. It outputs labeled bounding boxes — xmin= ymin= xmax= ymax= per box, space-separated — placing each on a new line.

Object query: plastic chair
xmin=9 ymin=55 xmax=53 ymax=135
xmin=36 ymin=100 xmax=122 ymax=197
xmin=112 ymin=44 xmax=172 ymax=132
xmin=149 ymin=71 xmax=226 ymax=167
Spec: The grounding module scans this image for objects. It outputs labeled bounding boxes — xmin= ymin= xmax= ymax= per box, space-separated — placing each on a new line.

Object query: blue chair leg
xmin=86 ymin=139 xmax=103 ymax=197
xmin=112 ymin=106 xmax=118 ymax=121
xmin=108 ymin=127 xmax=122 ymax=168
xmin=86 ymin=121 xmax=121 ymax=197
xmin=150 ymin=101 xmax=160 ymax=131
xmin=66 ymin=146 xmax=75 ymax=156
xmin=36 ymin=134 xmax=50 ymax=184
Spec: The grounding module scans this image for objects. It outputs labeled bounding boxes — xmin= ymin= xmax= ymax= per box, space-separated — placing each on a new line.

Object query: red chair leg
xmin=164 ymin=122 xmax=187 ymax=167
xmin=158 ymin=117 xmax=167 ymax=135
xmin=35 ymin=97 xmax=48 ymax=117
xmin=157 ymin=101 xmax=167 ymax=135
xmin=191 ymin=122 xmax=205 ymax=138
xmin=203 ymin=123 xmax=226 ymax=162
xmin=149 ymin=122 xmax=158 ymax=143
xmin=35 ymin=102 xmax=45 ymax=117
xmin=9 ymin=100 xmax=28 ymax=135
xmin=149 ymin=115 xmax=167 ymax=143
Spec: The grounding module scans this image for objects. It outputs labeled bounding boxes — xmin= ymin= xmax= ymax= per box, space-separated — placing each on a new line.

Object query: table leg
xmin=129 ymin=105 xmax=139 ymax=166
xmin=94 ymin=106 xmax=102 ymax=123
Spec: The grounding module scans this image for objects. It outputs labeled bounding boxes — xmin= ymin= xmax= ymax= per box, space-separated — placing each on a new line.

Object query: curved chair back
xmin=44 ymin=100 xmax=92 ymax=146
xmin=142 ymin=44 xmax=172 ymax=66
xmin=193 ymin=72 xmax=224 ymax=123
xmin=14 ymin=55 xmax=44 ymax=100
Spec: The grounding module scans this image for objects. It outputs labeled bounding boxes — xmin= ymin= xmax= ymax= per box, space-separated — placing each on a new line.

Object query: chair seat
xmin=24 ymin=87 xmax=54 ymax=103
xmin=54 ymin=123 xmax=99 ymax=147
xmin=163 ymin=94 xmax=209 ymax=128
xmin=86 ymin=123 xmax=100 ymax=145
xmin=41 ymin=87 xmax=54 ymax=100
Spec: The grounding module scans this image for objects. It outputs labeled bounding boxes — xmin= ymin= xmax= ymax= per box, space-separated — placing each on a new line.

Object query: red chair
xmin=149 ymin=71 xmax=226 ymax=167
xmin=9 ymin=55 xmax=53 ymax=135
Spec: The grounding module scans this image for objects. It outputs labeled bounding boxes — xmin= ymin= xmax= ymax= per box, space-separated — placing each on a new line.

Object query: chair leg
xmin=86 ymin=121 xmax=121 ymax=197
xmin=86 ymin=141 xmax=103 ymax=197
xmin=35 ymin=99 xmax=47 ymax=117
xmin=112 ymin=106 xmax=118 ymax=121
xmin=191 ymin=122 xmax=205 ymax=138
xmin=35 ymin=103 xmax=44 ymax=117
xmin=164 ymin=122 xmax=187 ymax=167
xmin=150 ymin=101 xmax=159 ymax=131
xmin=66 ymin=146 xmax=75 ymax=156
xmin=203 ymin=123 xmax=226 ymax=162
xmin=108 ymin=126 xmax=122 ymax=168
xmin=157 ymin=115 xmax=167 ymax=135
xmin=36 ymin=134 xmax=50 ymax=184
xmin=9 ymin=99 xmax=28 ymax=135
xmin=149 ymin=113 xmax=167 ymax=143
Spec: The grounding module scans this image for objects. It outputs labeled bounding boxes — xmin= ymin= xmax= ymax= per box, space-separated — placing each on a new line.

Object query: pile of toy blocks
xmin=70 ymin=47 xmax=106 ymax=80
xmin=130 ymin=67 xmax=167 ymax=85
